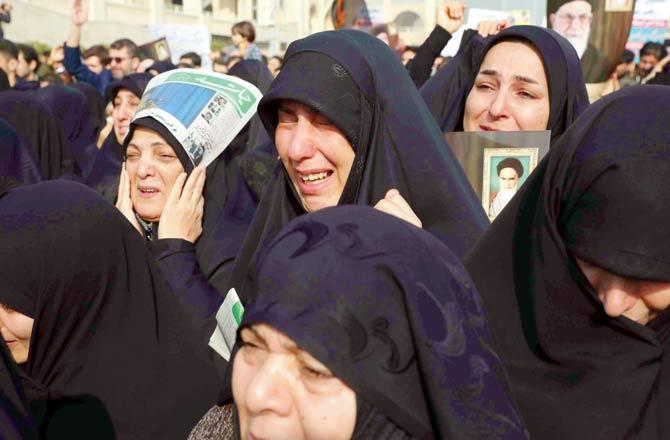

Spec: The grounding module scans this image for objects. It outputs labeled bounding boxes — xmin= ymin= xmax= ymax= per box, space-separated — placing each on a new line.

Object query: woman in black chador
xmin=232 ymin=205 xmax=528 ymax=439
xmin=0 ymin=180 xmax=219 ymax=439
xmin=465 ymin=86 xmax=670 ymax=439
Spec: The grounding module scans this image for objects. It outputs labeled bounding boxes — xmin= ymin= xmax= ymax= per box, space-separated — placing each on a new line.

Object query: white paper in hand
xmin=208 ymin=288 xmax=244 ymax=361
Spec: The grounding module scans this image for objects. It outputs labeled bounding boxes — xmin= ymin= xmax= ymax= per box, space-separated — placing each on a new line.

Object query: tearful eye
xmin=277 ymin=110 xmax=297 ymax=123
xmin=301 ymin=365 xmax=333 ymax=379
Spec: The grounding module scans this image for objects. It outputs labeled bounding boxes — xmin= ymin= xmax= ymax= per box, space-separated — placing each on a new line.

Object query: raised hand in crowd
xmin=158 ymin=166 xmax=206 ymax=243
xmin=476 ymin=19 xmax=510 ymax=38
xmin=115 ymin=162 xmax=142 ymax=234
xmin=437 ymin=1 xmax=466 ymax=35
xmin=67 ymin=0 xmax=88 ymax=49
xmin=374 ymin=189 xmax=423 ymax=228
xmin=71 ymin=0 xmax=88 ymax=26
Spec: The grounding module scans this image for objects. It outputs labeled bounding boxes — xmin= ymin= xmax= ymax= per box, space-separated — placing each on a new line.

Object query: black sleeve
xmin=148 ymin=239 xmax=229 ymax=341
xmin=406 ymin=25 xmax=452 ymax=88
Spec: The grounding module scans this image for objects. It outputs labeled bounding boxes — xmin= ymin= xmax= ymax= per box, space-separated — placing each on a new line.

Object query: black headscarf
xmin=83 ymin=130 xmax=122 ymax=203
xmin=0 ymin=91 xmax=72 ymax=179
xmin=0 ymin=180 xmax=219 ymax=439
xmin=0 ymin=184 xmax=40 ymax=439
xmin=104 ymin=73 xmax=153 ymax=105
xmin=84 ymin=74 xmax=153 ymax=201
xmin=464 ymin=85 xmax=670 ymax=439
xmin=36 ymin=85 xmax=98 ymax=176
xmin=227 ymin=59 xmax=274 ymax=158
xmin=149 ymin=60 xmax=177 ymax=75
xmin=0 ymin=68 xmax=10 ymax=92
xmin=0 ymin=117 xmax=42 ymax=185
xmin=0 ymin=337 xmax=37 ymax=439
xmin=69 ymin=81 xmax=106 ymax=143
xmin=230 ymin=30 xmax=488 ymax=298
xmin=421 ymin=26 xmax=589 ymax=144
xmin=239 ymin=205 xmax=528 ymax=439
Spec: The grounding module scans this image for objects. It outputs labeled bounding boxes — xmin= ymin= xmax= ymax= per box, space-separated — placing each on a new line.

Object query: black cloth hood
xmin=69 ymin=81 xmax=106 ymax=141
xmin=258 ymin=51 xmax=366 ymax=151
xmin=83 ymin=130 xmax=122 ymax=203
xmin=240 ymin=205 xmax=528 ymax=439
xmin=104 ymin=73 xmax=153 ymax=103
xmin=0 ymin=91 xmax=72 ymax=179
xmin=0 ymin=180 xmax=219 ymax=439
xmin=421 ymin=26 xmax=589 ymax=143
xmin=464 ymin=85 xmax=670 ymax=439
xmin=0 ymin=117 xmax=42 ymax=185
xmin=0 ymin=338 xmax=37 ymax=439
xmin=227 ymin=59 xmax=274 ymax=158
xmin=231 ymin=30 xmax=488 ymax=299
xmin=149 ymin=61 xmax=177 ymax=74
xmin=36 ymin=85 xmax=98 ymax=176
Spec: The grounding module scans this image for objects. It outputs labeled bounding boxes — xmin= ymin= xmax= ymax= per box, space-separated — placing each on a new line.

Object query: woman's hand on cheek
xmin=115 ymin=162 xmax=142 ymax=235
xmin=374 ymin=189 xmax=423 ymax=228
xmin=158 ymin=166 xmax=206 ymax=243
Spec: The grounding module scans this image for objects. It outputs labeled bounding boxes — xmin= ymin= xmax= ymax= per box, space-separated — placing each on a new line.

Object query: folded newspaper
xmin=209 ymin=288 xmax=244 ymax=360
xmin=132 ymin=69 xmax=263 ymax=168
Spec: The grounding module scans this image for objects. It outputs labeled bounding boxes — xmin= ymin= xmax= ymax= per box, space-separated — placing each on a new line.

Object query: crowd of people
xmin=1 ymin=0 xmax=669 ymax=438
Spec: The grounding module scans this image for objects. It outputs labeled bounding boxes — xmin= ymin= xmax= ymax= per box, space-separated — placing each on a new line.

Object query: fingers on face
xmin=167 ymin=173 xmax=187 ymax=204
xmin=191 ymin=167 xmax=206 ymax=205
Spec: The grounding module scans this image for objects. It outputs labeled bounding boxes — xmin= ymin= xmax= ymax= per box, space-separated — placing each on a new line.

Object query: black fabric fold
xmin=0 ymin=91 xmax=72 ymax=179
xmin=0 ymin=117 xmax=42 ymax=185
xmin=238 ymin=205 xmax=528 ymax=439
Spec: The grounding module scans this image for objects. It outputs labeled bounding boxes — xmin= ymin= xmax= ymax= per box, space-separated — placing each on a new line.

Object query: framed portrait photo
xmin=482 ymin=148 xmax=538 ymax=221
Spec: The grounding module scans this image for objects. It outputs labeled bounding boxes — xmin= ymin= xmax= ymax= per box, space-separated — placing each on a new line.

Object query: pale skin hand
xmin=437 ymin=1 xmax=466 ymax=35
xmin=67 ymin=0 xmax=88 ymax=48
xmin=158 ymin=166 xmax=206 ymax=243
xmin=476 ymin=19 xmax=509 ymax=38
xmin=374 ymin=189 xmax=423 ymax=228
xmin=115 ymin=162 xmax=142 ymax=235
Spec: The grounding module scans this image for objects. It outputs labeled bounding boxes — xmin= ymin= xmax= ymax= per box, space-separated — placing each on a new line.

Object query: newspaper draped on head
xmin=130 ymin=69 xmax=263 ymax=169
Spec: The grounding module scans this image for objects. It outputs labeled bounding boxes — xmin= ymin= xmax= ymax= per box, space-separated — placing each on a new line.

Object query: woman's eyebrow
xmin=513 ymin=74 xmax=540 ymax=85
xmin=478 ymin=69 xmax=540 ymax=85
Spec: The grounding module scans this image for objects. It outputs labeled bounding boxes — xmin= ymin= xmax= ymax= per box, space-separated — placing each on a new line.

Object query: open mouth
xmin=479 ymin=125 xmax=499 ymax=132
xmin=298 ymin=170 xmax=333 ymax=186
xmin=137 ymin=186 xmax=160 ymax=197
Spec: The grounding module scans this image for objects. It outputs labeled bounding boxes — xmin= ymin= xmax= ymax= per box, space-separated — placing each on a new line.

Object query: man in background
xmin=16 ymin=44 xmax=39 ymax=82
xmin=64 ymin=0 xmax=140 ymax=94
xmin=0 ymin=38 xmax=18 ymax=87
xmin=550 ymin=0 xmax=610 ymax=82
xmin=179 ymin=52 xmax=202 ymax=69
xmin=83 ymin=45 xmax=110 ymax=74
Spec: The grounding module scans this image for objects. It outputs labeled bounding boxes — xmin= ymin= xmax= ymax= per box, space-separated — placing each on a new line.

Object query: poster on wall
xmin=547 ymin=0 xmax=637 ymax=83
xmin=625 ymin=0 xmax=670 ymax=59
